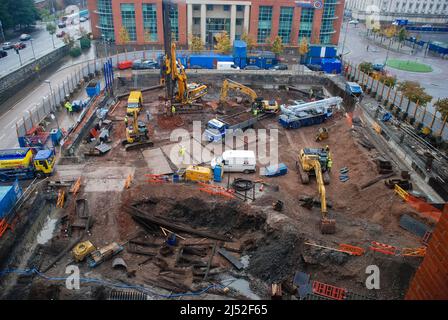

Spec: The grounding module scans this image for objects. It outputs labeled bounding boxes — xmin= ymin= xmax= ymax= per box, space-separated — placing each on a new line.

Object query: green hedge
xmin=69 ymin=46 xmax=82 ymax=57
xmin=80 ymin=37 xmax=91 ymax=50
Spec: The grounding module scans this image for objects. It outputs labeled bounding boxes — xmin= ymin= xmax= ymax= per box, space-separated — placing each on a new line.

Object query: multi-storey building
xmin=345 ymin=0 xmax=448 ymax=24
xmin=87 ymin=0 xmax=345 ymax=46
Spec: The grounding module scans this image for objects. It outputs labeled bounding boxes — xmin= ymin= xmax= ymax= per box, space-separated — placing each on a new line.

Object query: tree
xmin=69 ymin=46 xmax=82 ymax=58
xmin=188 ymin=34 xmax=204 ymax=53
xmin=119 ymin=26 xmax=130 ymax=44
xmin=379 ymin=74 xmax=397 ymax=87
xmin=397 ymin=81 xmax=433 ymax=110
xmin=298 ymin=38 xmax=309 ymax=64
xmin=434 ymin=98 xmax=448 ymax=119
xmin=398 ymin=27 xmax=408 ymax=43
xmin=46 ymin=23 xmax=56 ymax=48
xmin=63 ymin=33 xmax=75 ymax=48
xmin=383 ymin=25 xmax=397 ymax=64
xmin=241 ymin=32 xmax=256 ymax=51
xmin=359 ymin=61 xmax=373 ymax=74
xmin=270 ymin=35 xmax=284 ymax=57
xmin=214 ymin=31 xmax=231 ymax=54
xmin=0 ymin=0 xmax=38 ymax=29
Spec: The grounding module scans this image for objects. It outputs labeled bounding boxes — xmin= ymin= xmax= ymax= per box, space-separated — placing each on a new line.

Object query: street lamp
xmin=45 ymin=80 xmax=58 ymax=112
xmin=30 ymin=39 xmax=36 ymax=60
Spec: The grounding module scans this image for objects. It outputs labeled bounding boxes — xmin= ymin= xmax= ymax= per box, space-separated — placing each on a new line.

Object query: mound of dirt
xmin=247 ymin=228 xmax=304 ymax=282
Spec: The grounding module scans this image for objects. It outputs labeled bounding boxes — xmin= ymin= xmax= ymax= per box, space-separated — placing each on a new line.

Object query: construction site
xmin=1 ymin=2 xmax=447 ymax=302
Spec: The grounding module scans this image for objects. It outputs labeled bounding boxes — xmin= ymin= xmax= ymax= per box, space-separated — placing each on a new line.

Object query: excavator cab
xmin=123 ymin=108 xmax=152 ymax=150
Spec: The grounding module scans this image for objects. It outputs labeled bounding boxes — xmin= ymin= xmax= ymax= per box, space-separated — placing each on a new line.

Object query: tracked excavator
xmin=220 ymin=79 xmax=279 ymax=113
xmin=160 ymin=0 xmax=207 ymax=111
xmin=297 ymin=148 xmax=335 ymax=234
xmin=122 ymin=108 xmax=154 ymax=151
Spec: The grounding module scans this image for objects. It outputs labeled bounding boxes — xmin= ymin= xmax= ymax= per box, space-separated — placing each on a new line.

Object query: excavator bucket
xmin=320 ymin=218 xmax=336 ymax=234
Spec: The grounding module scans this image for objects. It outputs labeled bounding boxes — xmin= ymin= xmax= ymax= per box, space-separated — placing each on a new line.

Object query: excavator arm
xmin=311 ymin=159 xmax=327 ymax=216
xmin=220 ymin=79 xmax=258 ymax=104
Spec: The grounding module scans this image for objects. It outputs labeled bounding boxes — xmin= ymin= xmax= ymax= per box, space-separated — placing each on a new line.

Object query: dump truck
xmin=0 ymin=148 xmax=55 ymax=182
xmin=204 ymin=110 xmax=259 ymax=143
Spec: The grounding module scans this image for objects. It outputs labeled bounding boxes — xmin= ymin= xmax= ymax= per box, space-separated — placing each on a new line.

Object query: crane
xmin=220 ymin=79 xmax=279 ymax=113
xmin=160 ymin=0 xmax=207 ymax=109
xmin=297 ymin=148 xmax=335 ymax=234
xmin=280 ymin=96 xmax=343 ymax=117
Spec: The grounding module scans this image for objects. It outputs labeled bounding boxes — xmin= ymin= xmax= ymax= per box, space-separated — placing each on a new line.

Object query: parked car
xmin=190 ymin=65 xmax=203 ymax=69
xmin=14 ymin=42 xmax=26 ymax=50
xmin=0 ymin=50 xmax=7 ymax=58
xmin=117 ymin=60 xmax=133 ymax=70
xmin=19 ymin=34 xmax=31 ymax=41
xmin=79 ymin=16 xmax=88 ymax=22
xmin=244 ymin=65 xmax=261 ymax=70
xmin=56 ymin=30 xmax=66 ymax=38
xmin=270 ymin=64 xmax=288 ymax=70
xmin=132 ymin=59 xmax=159 ymax=70
xmin=2 ymin=42 xmax=14 ymax=50
xmin=348 ymin=19 xmax=359 ymax=24
xmin=58 ymin=21 xmax=66 ymax=29
xmin=305 ymin=64 xmax=323 ymax=72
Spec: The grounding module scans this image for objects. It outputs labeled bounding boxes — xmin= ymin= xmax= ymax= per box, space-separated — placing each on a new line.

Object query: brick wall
xmin=405 ymin=204 xmax=448 ymax=300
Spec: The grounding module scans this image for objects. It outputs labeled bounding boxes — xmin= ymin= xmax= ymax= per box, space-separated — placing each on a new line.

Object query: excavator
xmin=122 ymin=108 xmax=153 ymax=151
xmin=220 ymin=79 xmax=279 ymax=113
xmin=160 ymin=0 xmax=207 ymax=110
xmin=296 ymin=148 xmax=335 ymax=234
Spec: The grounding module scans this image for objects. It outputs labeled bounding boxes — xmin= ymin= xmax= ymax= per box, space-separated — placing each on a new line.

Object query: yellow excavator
xmin=220 ymin=79 xmax=279 ymax=113
xmin=160 ymin=1 xmax=207 ymax=109
xmin=122 ymin=108 xmax=153 ymax=151
xmin=297 ymin=148 xmax=335 ymax=234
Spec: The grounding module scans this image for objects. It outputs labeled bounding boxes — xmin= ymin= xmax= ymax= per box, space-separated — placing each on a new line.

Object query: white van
xmin=211 ymin=150 xmax=256 ymax=173
xmin=217 ymin=61 xmax=239 ymax=70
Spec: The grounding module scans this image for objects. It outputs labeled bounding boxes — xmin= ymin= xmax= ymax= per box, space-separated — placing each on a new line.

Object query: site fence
xmin=15 ymin=59 xmax=104 ymax=138
xmin=343 ymin=60 xmax=448 ymax=142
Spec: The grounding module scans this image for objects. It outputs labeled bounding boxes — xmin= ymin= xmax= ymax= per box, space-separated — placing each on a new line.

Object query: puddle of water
xmin=36 ymin=216 xmax=58 ymax=245
xmin=220 ymin=275 xmax=261 ymax=300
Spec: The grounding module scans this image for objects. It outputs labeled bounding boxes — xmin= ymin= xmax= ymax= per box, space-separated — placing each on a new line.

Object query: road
xmin=339 ymin=22 xmax=448 ymax=103
xmin=0 ymin=20 xmax=91 ymax=77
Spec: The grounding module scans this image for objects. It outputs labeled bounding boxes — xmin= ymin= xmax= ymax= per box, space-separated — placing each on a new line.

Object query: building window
xmin=207 ymin=4 xmax=214 ymax=11
xmin=236 ymin=18 xmax=243 ymax=26
xmin=224 ymin=5 xmax=230 ymax=11
xmin=320 ymin=0 xmax=337 ymax=45
xmin=237 ymin=5 xmax=243 ymax=12
xmin=193 ymin=4 xmax=200 ymax=11
xmin=298 ymin=8 xmax=314 ymax=42
xmin=170 ymin=4 xmax=179 ymax=41
xmin=142 ymin=4 xmax=157 ymax=42
xmin=97 ymin=0 xmax=114 ymax=41
xmin=278 ymin=7 xmax=294 ymax=44
xmin=194 ymin=17 xmax=200 ymax=25
xmin=120 ymin=3 xmax=136 ymax=41
xmin=257 ymin=6 xmax=272 ymax=43
xmin=206 ymin=18 xmax=230 ymax=44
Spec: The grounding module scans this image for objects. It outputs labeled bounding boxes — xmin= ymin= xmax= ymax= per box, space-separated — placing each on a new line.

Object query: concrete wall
xmin=0 ymin=45 xmax=69 ymax=105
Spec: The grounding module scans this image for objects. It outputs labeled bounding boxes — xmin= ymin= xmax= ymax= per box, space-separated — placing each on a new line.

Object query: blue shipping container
xmin=233 ymin=40 xmax=247 ymax=58
xmin=321 ymin=58 xmax=342 ymax=74
xmin=188 ymin=54 xmax=234 ymax=69
xmin=0 ymin=180 xmax=22 ymax=219
xmin=247 ymin=51 xmax=277 ymax=69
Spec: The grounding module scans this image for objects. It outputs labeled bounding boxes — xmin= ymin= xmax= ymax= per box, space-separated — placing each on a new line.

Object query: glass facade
xmin=298 ymin=8 xmax=314 ymax=42
xmin=120 ymin=3 xmax=136 ymax=41
xmin=278 ymin=7 xmax=294 ymax=44
xmin=142 ymin=4 xmax=157 ymax=42
xmin=206 ymin=18 xmax=230 ymax=44
xmin=320 ymin=0 xmax=337 ymax=44
xmin=170 ymin=4 xmax=179 ymax=41
xmin=257 ymin=6 xmax=272 ymax=43
xmin=97 ymin=0 xmax=114 ymax=41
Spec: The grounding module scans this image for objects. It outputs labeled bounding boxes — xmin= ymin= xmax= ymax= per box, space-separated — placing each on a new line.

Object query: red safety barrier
xmin=312 ymin=281 xmax=346 ymax=300
xmin=338 ymin=244 xmax=365 ymax=256
xmin=370 ymin=241 xmax=398 ymax=255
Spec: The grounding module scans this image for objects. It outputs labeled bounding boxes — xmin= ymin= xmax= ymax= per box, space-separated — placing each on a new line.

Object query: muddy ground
xmin=1 ymin=84 xmax=425 ymax=300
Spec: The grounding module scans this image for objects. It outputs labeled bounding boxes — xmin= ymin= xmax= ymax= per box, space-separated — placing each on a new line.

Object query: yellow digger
xmin=296 ymin=148 xmax=335 ymax=234
xmin=122 ymin=108 xmax=154 ymax=151
xmin=220 ymin=79 xmax=279 ymax=113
